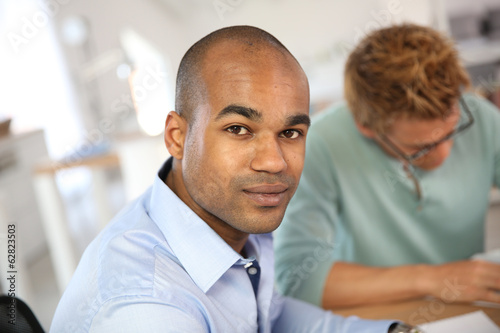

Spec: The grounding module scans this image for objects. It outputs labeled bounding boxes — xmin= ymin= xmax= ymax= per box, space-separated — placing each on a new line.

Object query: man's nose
xmin=432 ymin=139 xmax=453 ymax=161
xmin=250 ymin=134 xmax=287 ymax=174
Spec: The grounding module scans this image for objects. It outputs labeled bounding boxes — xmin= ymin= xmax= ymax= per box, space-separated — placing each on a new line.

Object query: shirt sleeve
xmin=271 ymin=292 xmax=396 ymax=333
xmin=274 ymin=123 xmax=343 ymax=307
xmin=88 ymin=296 xmax=208 ymax=333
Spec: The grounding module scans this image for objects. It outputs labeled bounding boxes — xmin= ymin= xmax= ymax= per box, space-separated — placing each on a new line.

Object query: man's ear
xmin=355 ymin=121 xmax=376 ymax=139
xmin=164 ymin=111 xmax=187 ymax=159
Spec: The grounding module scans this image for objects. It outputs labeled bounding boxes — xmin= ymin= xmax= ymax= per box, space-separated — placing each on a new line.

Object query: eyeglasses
xmin=378 ymin=97 xmax=475 ymax=165
xmin=378 ymin=97 xmax=475 ymax=201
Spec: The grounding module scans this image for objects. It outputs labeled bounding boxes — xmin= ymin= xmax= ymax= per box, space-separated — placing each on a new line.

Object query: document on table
xmin=419 ymin=311 xmax=500 ymax=333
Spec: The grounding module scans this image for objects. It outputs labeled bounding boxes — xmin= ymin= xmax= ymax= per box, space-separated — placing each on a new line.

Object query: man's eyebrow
xmin=215 ymin=105 xmax=263 ymax=122
xmin=286 ymin=114 xmax=311 ymax=127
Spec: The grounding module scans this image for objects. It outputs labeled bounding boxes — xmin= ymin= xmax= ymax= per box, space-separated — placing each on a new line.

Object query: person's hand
xmin=423 ymin=260 xmax=500 ymax=303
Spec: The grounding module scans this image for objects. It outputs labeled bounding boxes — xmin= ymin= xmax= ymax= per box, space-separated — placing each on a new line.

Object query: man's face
xmin=379 ymin=107 xmax=461 ymax=170
xmin=181 ymin=43 xmax=310 ymax=235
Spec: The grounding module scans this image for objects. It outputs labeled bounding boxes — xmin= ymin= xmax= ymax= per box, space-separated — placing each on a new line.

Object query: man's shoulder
xmin=311 ymin=101 xmax=352 ymax=127
xmin=306 ymin=101 xmax=364 ymax=154
xmin=95 ymin=196 xmax=187 ymax=298
xmin=463 ymin=93 xmax=500 ymax=123
xmin=459 ymin=93 xmax=500 ymax=150
xmin=51 ymin=196 xmax=192 ymax=330
xmin=59 ymin=194 xmax=177 ymax=288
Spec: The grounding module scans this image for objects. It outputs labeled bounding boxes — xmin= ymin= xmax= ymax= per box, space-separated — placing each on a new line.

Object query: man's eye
xmin=226 ymin=126 xmax=250 ymax=135
xmin=280 ymin=130 xmax=301 ymax=139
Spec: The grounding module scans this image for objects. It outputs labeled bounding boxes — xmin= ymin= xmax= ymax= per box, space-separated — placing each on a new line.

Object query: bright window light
xmin=120 ymin=28 xmax=174 ymax=137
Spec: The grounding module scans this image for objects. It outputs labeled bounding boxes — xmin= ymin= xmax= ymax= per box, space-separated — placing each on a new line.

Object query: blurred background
xmin=1 ymin=0 xmax=500 ymax=330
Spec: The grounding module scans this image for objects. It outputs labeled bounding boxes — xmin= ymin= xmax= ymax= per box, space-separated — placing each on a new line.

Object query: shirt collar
xmin=148 ymin=158 xmax=254 ymax=293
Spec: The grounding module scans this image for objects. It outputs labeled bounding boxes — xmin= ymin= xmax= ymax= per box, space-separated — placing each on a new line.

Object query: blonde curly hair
xmin=344 ymin=23 xmax=470 ymax=133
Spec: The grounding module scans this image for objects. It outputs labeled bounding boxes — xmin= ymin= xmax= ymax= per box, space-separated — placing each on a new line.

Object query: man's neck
xmin=164 ymin=162 xmax=249 ymax=255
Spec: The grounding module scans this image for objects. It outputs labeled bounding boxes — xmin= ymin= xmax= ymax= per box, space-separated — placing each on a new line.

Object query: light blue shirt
xmin=50 ymin=158 xmax=395 ymax=332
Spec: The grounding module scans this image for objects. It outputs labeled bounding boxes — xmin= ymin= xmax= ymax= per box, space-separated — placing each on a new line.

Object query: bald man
xmin=50 ymin=26 xmax=400 ymax=332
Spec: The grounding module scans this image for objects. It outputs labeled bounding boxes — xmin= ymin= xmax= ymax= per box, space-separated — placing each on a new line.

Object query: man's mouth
xmin=242 ymin=184 xmax=288 ymax=207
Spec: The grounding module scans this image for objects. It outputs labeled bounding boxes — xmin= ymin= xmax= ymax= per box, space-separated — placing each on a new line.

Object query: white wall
xmin=51 ymin=0 xmax=184 ymax=142
xmin=51 ymin=0 xmax=437 ymax=132
xmin=171 ymin=0 xmax=435 ymax=103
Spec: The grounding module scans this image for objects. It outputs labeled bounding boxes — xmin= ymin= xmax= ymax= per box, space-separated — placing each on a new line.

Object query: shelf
xmin=457 ymin=38 xmax=500 ymax=67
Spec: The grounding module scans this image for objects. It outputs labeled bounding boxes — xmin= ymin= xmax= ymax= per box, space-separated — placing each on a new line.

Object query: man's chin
xmin=240 ymin=213 xmax=285 ymax=234
xmin=251 ymin=224 xmax=281 ymax=234
xmin=415 ymin=159 xmax=445 ymax=171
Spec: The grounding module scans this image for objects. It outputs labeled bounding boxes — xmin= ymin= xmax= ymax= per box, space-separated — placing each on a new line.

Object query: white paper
xmin=419 ymin=311 xmax=500 ymax=333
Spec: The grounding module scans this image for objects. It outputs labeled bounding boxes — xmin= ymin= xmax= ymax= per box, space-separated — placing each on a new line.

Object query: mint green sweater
xmin=274 ymin=94 xmax=500 ymax=306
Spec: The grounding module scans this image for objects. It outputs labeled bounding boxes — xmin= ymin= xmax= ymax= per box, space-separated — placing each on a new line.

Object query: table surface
xmin=34 ymin=152 xmax=120 ymax=174
xmin=333 ymin=298 xmax=500 ymax=327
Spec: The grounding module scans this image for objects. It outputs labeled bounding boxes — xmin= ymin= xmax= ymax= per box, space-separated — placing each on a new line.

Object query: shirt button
xmin=248 ymin=267 xmax=258 ymax=275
